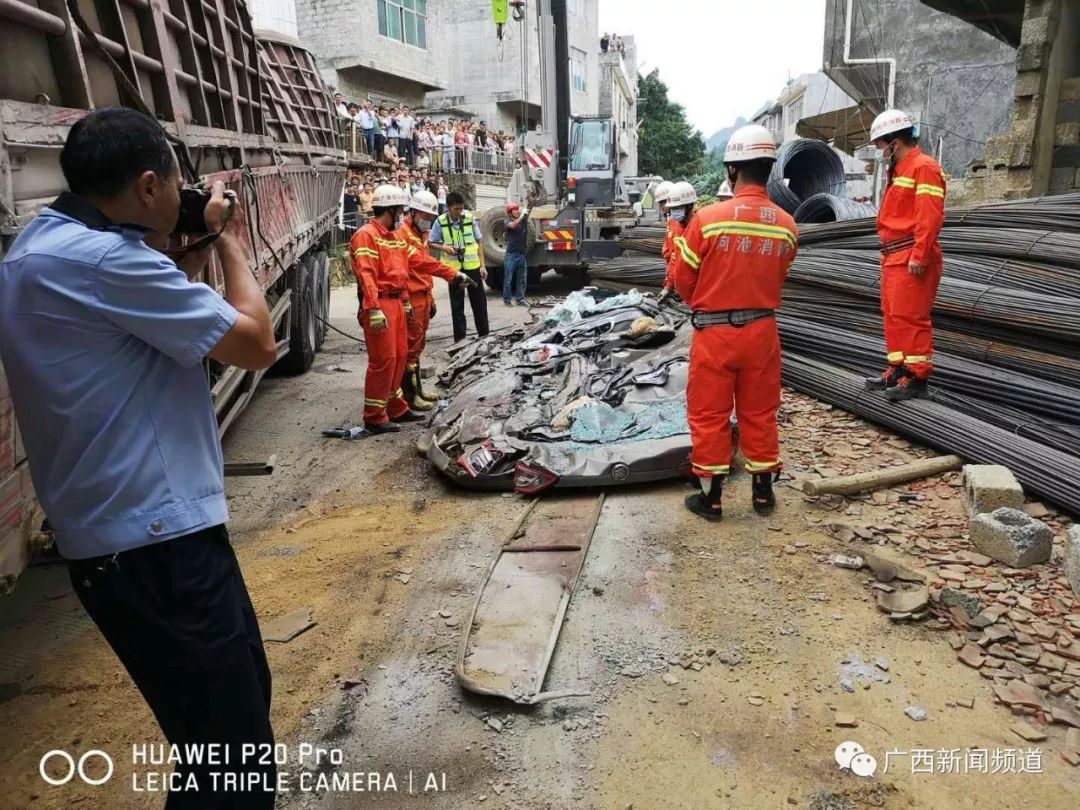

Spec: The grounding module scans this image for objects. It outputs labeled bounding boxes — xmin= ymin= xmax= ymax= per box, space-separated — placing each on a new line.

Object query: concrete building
xmin=249 ymin=0 xmax=298 ymax=37
xmin=822 ymin=0 xmax=1017 ymax=181
xmin=752 ymin=72 xmax=873 ymax=199
xmin=289 ymin=0 xmax=614 ymax=137
xmin=923 ymin=0 xmax=1080 ymax=200
xmin=599 ymin=37 xmax=639 ymax=176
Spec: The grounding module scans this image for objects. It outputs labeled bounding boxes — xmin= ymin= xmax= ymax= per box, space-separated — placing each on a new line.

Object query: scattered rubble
xmin=905 ymin=706 xmax=928 ymax=722
xmin=1066 ymin=526 xmax=1080 ymax=598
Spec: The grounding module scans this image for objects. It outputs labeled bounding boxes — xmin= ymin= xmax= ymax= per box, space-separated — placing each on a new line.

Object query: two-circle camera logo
xmin=39 ymin=750 xmax=114 ymax=786
xmin=835 ymin=741 xmax=878 ymax=778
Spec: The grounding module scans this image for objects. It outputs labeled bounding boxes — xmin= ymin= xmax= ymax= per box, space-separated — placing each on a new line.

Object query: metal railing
xmin=338 ymin=120 xmax=515 ymax=177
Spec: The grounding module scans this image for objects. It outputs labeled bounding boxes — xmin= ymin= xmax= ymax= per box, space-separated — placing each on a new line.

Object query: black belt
xmin=378 ymin=290 xmax=403 ymax=299
xmin=880 ymin=236 xmax=915 ymax=255
xmin=691 ymin=309 xmax=775 ymax=329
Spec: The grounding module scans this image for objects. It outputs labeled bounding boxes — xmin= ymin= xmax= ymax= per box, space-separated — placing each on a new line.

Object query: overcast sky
xmin=598 ymin=0 xmax=828 ymax=138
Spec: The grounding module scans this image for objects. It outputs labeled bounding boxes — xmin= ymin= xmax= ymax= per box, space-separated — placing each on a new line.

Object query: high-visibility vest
xmin=437 ymin=212 xmax=482 ymax=271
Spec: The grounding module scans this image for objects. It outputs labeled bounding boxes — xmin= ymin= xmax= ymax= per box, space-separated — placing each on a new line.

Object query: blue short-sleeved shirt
xmin=0 ymin=194 xmax=238 ymax=559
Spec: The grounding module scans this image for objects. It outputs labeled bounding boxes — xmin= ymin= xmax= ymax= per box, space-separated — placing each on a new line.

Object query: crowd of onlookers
xmin=340 ymin=165 xmax=450 ymax=230
xmin=333 ymin=93 xmax=517 ymax=174
xmin=600 ymin=32 xmax=626 ymax=56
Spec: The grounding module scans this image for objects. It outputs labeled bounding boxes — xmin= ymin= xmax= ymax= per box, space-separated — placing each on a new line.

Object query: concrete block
xmin=1056 ymin=122 xmax=1080 ymax=146
xmin=1051 ymin=167 xmax=1077 ymax=192
xmin=964 ymin=464 xmax=1024 ymax=514
xmin=1065 ymin=526 xmax=1080 ymax=598
xmin=970 ymin=508 xmax=1052 ymax=568
xmin=1060 ymin=77 xmax=1080 ymax=103
xmin=1016 ymin=42 xmax=1047 ymax=73
xmin=1053 ymin=145 xmax=1080 ymax=168
xmin=1013 ymin=71 xmax=1043 ymax=99
xmin=1059 ymin=101 xmax=1080 ymax=124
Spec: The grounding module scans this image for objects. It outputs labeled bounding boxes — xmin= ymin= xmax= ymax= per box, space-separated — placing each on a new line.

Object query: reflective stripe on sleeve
xmin=915 ymin=184 xmax=945 ymax=198
xmin=892 ymin=176 xmax=916 ymax=188
xmin=673 ymin=236 xmax=701 ymax=269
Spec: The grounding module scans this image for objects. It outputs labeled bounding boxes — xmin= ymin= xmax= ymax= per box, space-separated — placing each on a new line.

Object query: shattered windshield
xmin=569 ymin=120 xmax=612 ymax=172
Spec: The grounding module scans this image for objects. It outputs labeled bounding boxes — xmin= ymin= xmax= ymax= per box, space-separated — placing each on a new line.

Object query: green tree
xmin=637 ymin=69 xmax=705 ymax=180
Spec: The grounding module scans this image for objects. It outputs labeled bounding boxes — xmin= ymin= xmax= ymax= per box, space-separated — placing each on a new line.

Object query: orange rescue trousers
xmin=360 ymin=299 xmax=410 ymax=424
xmin=687 ymin=318 xmax=782 ymax=479
xmin=406 ymin=292 xmax=431 ymax=368
xmin=880 ymin=260 xmax=942 ymax=380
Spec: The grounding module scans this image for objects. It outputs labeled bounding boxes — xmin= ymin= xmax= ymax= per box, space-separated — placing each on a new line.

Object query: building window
xmin=571 ymin=47 xmax=587 ymax=93
xmin=784 ymin=96 xmax=804 ymax=132
xmin=378 ymin=0 xmax=427 ymax=49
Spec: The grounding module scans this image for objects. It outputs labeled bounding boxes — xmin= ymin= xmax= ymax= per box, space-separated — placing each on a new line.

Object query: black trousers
xmin=449 ymin=268 xmax=490 ymax=342
xmin=69 ymin=525 xmax=275 ymax=809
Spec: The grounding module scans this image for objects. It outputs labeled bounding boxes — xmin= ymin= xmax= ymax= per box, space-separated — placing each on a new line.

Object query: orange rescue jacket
xmin=876 ymin=146 xmax=946 ymax=267
xmin=662 ymin=217 xmax=684 ymax=288
xmin=396 ymin=222 xmax=459 ymax=296
xmin=350 ymin=219 xmax=409 ymax=308
xmin=670 ymin=185 xmax=797 ymax=311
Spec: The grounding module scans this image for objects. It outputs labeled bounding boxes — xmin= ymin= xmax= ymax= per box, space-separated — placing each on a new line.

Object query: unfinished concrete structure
xmin=822 ymin=0 xmax=1016 ymax=182
xmin=924 ymin=0 xmax=1080 ymax=200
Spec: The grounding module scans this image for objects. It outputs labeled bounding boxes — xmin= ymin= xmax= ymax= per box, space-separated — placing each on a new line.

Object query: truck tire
xmin=274 ymin=257 xmax=317 ymax=375
xmin=478 ymin=206 xmax=537 ymax=267
xmin=311 ymin=250 xmax=330 ymax=350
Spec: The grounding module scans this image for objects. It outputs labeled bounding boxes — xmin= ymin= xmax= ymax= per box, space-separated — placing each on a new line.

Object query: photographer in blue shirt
xmin=0 ymin=107 xmax=278 ymax=807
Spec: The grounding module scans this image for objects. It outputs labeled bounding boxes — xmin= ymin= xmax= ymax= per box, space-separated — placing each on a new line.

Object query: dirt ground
xmin=1 ymin=276 xmax=1078 ymax=810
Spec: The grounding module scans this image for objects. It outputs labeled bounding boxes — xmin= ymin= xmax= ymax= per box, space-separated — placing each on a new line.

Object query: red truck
xmin=0 ymin=0 xmax=346 ymax=589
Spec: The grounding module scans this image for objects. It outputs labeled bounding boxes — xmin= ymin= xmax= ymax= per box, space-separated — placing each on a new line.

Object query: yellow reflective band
xmin=905 ymin=355 xmax=933 ymax=364
xmin=916 ymin=184 xmax=945 ymax=198
xmin=407 ymin=245 xmax=418 ymax=256
xmin=394 ymin=388 xmax=404 ymax=397
xmin=354 ymin=247 xmax=378 ymax=258
xmin=892 ymin=176 xmax=916 ymax=188
xmin=364 ymin=398 xmax=387 ymax=406
xmin=744 ymin=459 xmax=780 ymax=471
xmin=693 ymin=464 xmax=730 ymax=473
xmin=375 ymin=238 xmax=407 ymax=248
xmin=674 ymin=236 xmax=701 ymax=269
xmin=701 ymin=221 xmax=797 ymax=248
xmin=887 ymin=351 xmax=904 ymax=363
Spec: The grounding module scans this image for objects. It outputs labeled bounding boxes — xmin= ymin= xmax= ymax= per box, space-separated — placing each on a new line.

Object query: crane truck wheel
xmin=478 ymin=206 xmax=537 ymax=291
xmin=274 ymin=256 xmax=317 ymax=374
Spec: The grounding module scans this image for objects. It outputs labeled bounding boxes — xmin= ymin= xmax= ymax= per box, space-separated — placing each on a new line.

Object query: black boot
xmin=402 ymin=366 xmax=433 ymax=412
xmin=685 ymin=476 xmax=724 ymax=521
xmin=752 ymin=472 xmax=777 ymax=515
xmin=391 ymin=408 xmax=427 ymax=423
xmin=885 ymin=375 xmax=929 ymax=402
xmin=416 ymin=361 xmax=439 ymax=403
xmin=864 ymin=365 xmax=905 ymax=391
xmin=364 ymin=421 xmax=401 ymax=434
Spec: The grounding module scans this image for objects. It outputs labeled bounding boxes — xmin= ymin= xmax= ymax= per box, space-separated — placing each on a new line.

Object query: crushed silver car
xmin=425 ymin=290 xmax=694 ymax=493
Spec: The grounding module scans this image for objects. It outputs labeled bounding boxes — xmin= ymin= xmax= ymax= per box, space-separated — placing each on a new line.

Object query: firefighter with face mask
xmin=350 ymin=184 xmax=425 ymax=433
xmin=866 ymin=109 xmax=946 ymax=401
xmin=658 ymin=182 xmax=697 ymax=303
xmin=396 ymin=190 xmax=473 ymax=410
xmin=670 ymin=125 xmax=797 ymax=520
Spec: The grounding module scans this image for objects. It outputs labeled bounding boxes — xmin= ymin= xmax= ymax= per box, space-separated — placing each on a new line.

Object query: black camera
xmin=173 ymin=187 xmax=236 ymax=234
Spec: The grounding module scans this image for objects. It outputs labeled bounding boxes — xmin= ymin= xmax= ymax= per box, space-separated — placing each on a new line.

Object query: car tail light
xmin=514 ymin=462 xmax=559 ymax=494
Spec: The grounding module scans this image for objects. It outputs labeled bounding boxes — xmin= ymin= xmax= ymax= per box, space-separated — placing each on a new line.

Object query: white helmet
xmin=724 ymin=124 xmax=777 ymax=163
xmin=372 ymin=184 xmax=408 ymax=209
xmin=716 ymin=180 xmax=734 ymax=199
xmin=870 ymin=109 xmax=915 ymax=143
xmin=668 ymin=181 xmax=697 ymax=208
xmin=654 ymin=180 xmax=673 ymax=204
xmin=409 ymin=190 xmax=439 ymax=216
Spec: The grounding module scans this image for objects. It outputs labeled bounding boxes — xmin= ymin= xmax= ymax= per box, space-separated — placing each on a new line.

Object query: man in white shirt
xmin=398 ymin=106 xmax=416 ymax=166
xmin=358 ymin=100 xmax=376 ymax=155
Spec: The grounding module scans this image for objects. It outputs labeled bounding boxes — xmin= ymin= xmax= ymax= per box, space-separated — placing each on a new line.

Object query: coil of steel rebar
xmin=767 ymin=139 xmax=847 ymax=214
xmin=793 ymin=193 xmax=877 ymax=224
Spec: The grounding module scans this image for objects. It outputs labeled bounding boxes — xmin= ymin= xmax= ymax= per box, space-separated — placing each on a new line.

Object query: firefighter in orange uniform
xmin=350 ymin=185 xmax=426 ymax=433
xmin=865 ymin=109 xmax=946 ymax=401
xmin=659 ymin=182 xmax=697 ymax=301
xmin=396 ymin=190 xmax=472 ymax=410
xmin=670 ymin=125 xmax=797 ymax=521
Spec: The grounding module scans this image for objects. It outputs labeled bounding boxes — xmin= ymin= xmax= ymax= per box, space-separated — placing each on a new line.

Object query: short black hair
xmin=60 ymin=107 xmax=176 ymax=197
xmin=446 ymin=191 xmax=465 ymax=207
xmin=729 ymin=158 xmax=773 ymax=187
xmin=889 ymin=127 xmax=918 ymax=146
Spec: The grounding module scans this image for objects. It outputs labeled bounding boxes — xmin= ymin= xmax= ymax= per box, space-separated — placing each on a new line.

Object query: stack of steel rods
xmin=592 ymin=192 xmax=1080 ymax=511
xmin=782 ymin=354 xmax=1080 ymax=514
